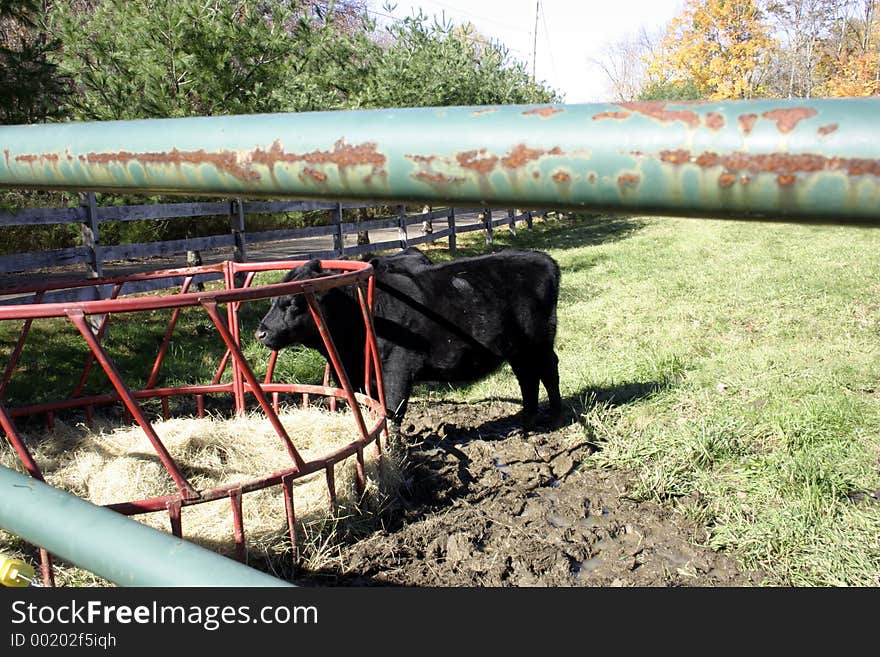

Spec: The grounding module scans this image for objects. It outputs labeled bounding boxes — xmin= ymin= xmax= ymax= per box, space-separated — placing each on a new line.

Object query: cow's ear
xmin=305 ymin=259 xmax=322 ymax=273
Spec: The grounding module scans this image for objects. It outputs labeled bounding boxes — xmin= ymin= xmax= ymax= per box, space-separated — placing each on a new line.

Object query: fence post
xmin=229 ymin=199 xmax=247 ymax=263
xmin=398 ymin=204 xmax=408 ymax=249
xmin=508 ymin=208 xmax=516 ymax=238
xmin=526 ymin=210 xmax=533 ymax=230
xmin=447 ymin=207 xmax=456 ymax=255
xmin=78 ymin=192 xmax=102 ymax=279
xmin=483 ymin=209 xmax=493 ymax=247
xmin=333 ymin=203 xmax=344 ymax=255
xmin=422 ymin=204 xmax=433 ymax=236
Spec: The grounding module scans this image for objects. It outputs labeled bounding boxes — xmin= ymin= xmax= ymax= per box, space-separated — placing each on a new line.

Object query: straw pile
xmin=0 ymin=404 xmax=401 ymax=577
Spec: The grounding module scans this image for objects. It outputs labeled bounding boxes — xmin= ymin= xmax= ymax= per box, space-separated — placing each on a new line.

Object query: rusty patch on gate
xmin=302 ymin=167 xmax=327 ymax=183
xmin=760 ymin=107 xmax=817 ymax=133
xmin=553 ymin=171 xmax=571 ymax=184
xmin=456 ymin=149 xmax=499 ymax=174
xmin=500 ymin=144 xmax=562 ymax=169
xmin=777 ymin=174 xmax=797 ymax=186
xmin=818 ymin=123 xmax=838 ymax=136
xmin=738 ymin=113 xmax=758 ymax=135
xmin=523 ymin=106 xmax=564 ymax=118
xmin=617 ymin=173 xmax=640 ymax=189
xmin=642 ymin=148 xmax=880 ymax=180
xmin=472 ymin=108 xmax=499 ymax=116
xmin=413 ymin=171 xmax=463 ymax=185
xmin=81 ymin=148 xmax=261 ymax=181
xmin=592 ymin=110 xmax=631 ymax=121
xmin=718 ymin=172 xmax=737 ymax=187
xmin=705 ymin=112 xmax=725 ymax=130
xmin=616 ymin=102 xmax=700 ymax=127
xmin=251 ymin=139 xmax=386 ymax=181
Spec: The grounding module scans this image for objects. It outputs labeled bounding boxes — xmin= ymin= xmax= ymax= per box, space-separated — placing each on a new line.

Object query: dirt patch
xmin=299 ymin=400 xmax=765 ymax=587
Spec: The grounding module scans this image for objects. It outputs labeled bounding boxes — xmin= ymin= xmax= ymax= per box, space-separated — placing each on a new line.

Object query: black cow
xmin=255 ymin=248 xmax=562 ymax=426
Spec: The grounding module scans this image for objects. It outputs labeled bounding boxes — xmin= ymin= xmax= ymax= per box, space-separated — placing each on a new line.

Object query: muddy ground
xmin=300 ymin=399 xmax=766 ymax=587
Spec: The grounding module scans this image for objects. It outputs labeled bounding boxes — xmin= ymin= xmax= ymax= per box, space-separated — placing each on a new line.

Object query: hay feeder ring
xmin=0 ymin=259 xmax=387 ymax=586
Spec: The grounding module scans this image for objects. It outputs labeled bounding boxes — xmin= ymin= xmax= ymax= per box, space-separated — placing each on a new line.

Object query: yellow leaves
xmin=821 ymin=51 xmax=880 ymax=97
xmin=647 ymin=0 xmax=776 ymax=99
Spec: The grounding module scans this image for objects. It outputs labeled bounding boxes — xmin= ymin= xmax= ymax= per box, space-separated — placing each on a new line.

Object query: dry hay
xmin=0 ymin=404 xmax=402 ymax=580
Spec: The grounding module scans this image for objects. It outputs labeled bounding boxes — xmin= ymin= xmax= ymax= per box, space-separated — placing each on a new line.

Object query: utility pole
xmin=532 ymin=0 xmax=539 ymax=85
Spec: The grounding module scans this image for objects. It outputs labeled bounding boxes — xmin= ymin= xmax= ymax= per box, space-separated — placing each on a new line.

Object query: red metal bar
xmin=224 ymin=262 xmax=245 ymax=414
xmin=0 ymin=402 xmax=44 ymax=480
xmin=71 ymin=283 xmax=123 ymax=398
xmin=65 ymin=309 xmax=199 ymax=500
xmin=167 ymin=499 xmax=182 ymax=538
xmin=0 ymin=291 xmax=43 ymax=397
xmin=355 ymin=448 xmax=366 ymax=496
xmin=145 ymin=276 xmax=194 ymax=389
xmin=200 ymin=300 xmax=305 ymax=471
xmin=281 ymin=473 xmax=298 ymax=564
xmin=39 ymin=548 xmax=55 ymax=588
xmin=229 ymin=487 xmax=246 ymax=563
xmin=304 ymin=292 xmax=372 ymax=444
xmin=264 ymin=350 xmax=279 ymax=384
xmin=325 ymin=464 xmax=337 ymax=515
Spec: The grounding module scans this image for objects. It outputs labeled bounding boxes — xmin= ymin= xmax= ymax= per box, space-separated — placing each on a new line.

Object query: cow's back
xmin=372 ymin=249 xmax=560 ymax=381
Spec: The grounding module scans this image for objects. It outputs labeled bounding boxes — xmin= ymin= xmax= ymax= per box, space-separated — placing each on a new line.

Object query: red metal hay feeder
xmin=0 ymin=259 xmax=388 ymax=586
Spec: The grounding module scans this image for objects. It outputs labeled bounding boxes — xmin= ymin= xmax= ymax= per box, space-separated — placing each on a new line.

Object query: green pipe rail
xmin=0 ymin=99 xmax=878 ymax=224
xmin=0 ymin=465 xmax=294 ymax=587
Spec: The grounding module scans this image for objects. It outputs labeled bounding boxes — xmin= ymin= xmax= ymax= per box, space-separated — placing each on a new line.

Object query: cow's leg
xmin=381 ymin=357 xmax=414 ymax=435
xmin=510 ymin=357 xmax=540 ymax=422
xmin=539 ymin=348 xmax=562 ymax=415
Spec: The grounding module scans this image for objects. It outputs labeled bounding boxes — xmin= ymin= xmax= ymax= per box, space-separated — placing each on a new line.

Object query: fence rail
xmin=0 ymin=195 xmax=545 ymax=285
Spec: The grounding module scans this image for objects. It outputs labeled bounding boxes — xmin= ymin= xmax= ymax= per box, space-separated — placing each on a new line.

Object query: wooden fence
xmin=0 ymin=193 xmax=545 ymax=303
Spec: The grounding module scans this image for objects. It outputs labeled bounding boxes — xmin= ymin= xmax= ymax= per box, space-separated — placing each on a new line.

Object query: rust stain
xmin=617 ymin=173 xmax=640 ymax=188
xmin=617 ymin=101 xmax=700 ymax=127
xmin=588 ymin=173 xmax=596 ymax=184
xmin=818 ymin=123 xmax=838 ymax=136
xmin=500 ymin=144 xmax=562 ymax=169
xmin=15 ymin=153 xmax=61 ymax=165
xmin=3 ymin=149 xmax=9 ymax=168
xmin=83 ymin=148 xmax=259 ymax=180
xmin=592 ymin=110 xmax=631 ymax=121
xmin=705 ymin=112 xmax=725 ymax=130
xmin=760 ymin=107 xmax=817 ymax=133
xmin=472 ymin=108 xmax=499 ymax=116
xmin=740 ymin=176 xmax=751 ymax=185
xmin=413 ymin=171 xmax=462 ymax=185
xmin=738 ymin=113 xmax=758 ymax=135
xmin=532 ymin=171 xmax=541 ymax=179
xmin=302 ymin=167 xmax=327 ymax=183
xmin=553 ymin=171 xmax=571 ymax=184
xmin=694 ymin=152 xmax=720 ymax=168
xmin=646 ymin=148 xmax=880 ymax=179
xmin=659 ymin=149 xmax=691 ymax=165
xmin=456 ymin=149 xmax=499 ymax=174
xmin=718 ymin=172 xmax=737 ymax=187
xmin=777 ymin=174 xmax=796 ymax=186
xmin=251 ymin=139 xmax=386 ymax=180
xmin=523 ymin=106 xmax=564 ymax=118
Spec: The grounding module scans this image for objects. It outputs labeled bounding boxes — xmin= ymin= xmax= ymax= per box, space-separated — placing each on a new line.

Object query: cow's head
xmin=255 ymin=259 xmax=326 ymax=351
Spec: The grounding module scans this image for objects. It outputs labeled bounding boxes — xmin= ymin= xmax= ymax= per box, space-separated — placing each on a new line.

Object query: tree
xmin=817 ymin=0 xmax=880 ymax=96
xmin=363 ymin=12 xmax=557 ymax=108
xmin=646 ymin=0 xmax=776 ymax=99
xmin=51 ymin=0 xmax=379 ymax=120
xmin=0 ymin=0 xmax=70 ymax=124
xmin=589 ymin=27 xmax=659 ymax=102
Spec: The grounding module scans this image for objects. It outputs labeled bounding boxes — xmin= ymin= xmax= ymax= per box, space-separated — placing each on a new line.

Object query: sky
xmin=372 ymin=0 xmax=686 ymax=104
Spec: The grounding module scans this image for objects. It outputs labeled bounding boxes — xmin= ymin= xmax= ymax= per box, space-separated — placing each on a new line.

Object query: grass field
xmin=429 ymin=214 xmax=880 ymax=586
xmin=2 ymin=212 xmax=879 ymax=586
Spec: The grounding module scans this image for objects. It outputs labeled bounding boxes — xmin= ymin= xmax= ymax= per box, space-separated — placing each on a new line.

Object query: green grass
xmin=2 ymin=214 xmax=879 ymax=586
